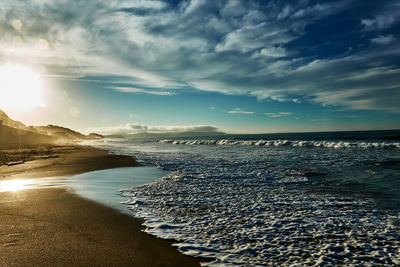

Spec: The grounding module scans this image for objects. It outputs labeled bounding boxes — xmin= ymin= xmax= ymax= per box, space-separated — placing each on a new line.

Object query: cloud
xmin=292 ymin=2 xmax=345 ymax=19
xmin=111 ymin=86 xmax=175 ymax=95
xmin=114 ymin=0 xmax=167 ymax=14
xmin=227 ymin=108 xmax=254 ymax=114
xmin=1 ymin=0 xmax=400 ymax=113
xmin=228 ymin=110 xmax=254 ymax=114
xmin=370 ymin=35 xmax=396 ymax=45
xmin=264 ymin=112 xmax=292 ymax=118
xmin=361 ymin=15 xmax=397 ymax=31
xmin=361 ymin=1 xmax=400 ymax=31
xmin=258 ymin=46 xmax=287 ymax=58
xmin=86 ymin=123 xmax=221 ymax=135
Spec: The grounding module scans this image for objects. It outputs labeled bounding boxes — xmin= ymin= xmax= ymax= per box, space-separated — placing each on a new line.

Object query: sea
xmin=87 ymin=130 xmax=400 ymax=266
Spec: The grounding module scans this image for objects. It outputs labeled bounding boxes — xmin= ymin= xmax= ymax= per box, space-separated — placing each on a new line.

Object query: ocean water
xmin=88 ymin=130 xmax=400 ymax=266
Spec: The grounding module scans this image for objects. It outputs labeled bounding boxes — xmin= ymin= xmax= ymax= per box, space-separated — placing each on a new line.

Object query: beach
xmin=0 ymin=145 xmax=202 ymax=266
xmin=0 ymin=145 xmax=139 ymax=179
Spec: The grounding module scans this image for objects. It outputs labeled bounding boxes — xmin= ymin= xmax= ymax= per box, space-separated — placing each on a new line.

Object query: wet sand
xmin=0 ymin=145 xmax=139 ymax=179
xmin=0 ymin=145 xmax=202 ymax=266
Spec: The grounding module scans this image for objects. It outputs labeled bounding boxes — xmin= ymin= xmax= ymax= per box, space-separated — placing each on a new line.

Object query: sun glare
xmin=0 ymin=64 xmax=45 ymax=110
xmin=0 ymin=179 xmax=34 ymax=192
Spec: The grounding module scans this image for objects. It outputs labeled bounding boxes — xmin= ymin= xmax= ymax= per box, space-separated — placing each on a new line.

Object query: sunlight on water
xmin=0 ymin=179 xmax=35 ymax=192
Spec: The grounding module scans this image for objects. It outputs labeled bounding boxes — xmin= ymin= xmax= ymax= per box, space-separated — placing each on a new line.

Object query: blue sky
xmin=0 ymin=0 xmax=399 ymax=134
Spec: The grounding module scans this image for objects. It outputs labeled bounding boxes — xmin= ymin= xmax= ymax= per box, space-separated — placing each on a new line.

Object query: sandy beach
xmin=0 ymin=145 xmax=202 ymax=266
xmin=0 ymin=145 xmax=139 ymax=179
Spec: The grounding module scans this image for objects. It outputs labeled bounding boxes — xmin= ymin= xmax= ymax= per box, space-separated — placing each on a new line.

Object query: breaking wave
xmin=159 ymin=139 xmax=400 ymax=149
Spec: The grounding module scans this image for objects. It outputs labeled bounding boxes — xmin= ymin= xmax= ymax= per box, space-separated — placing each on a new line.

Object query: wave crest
xmin=159 ymin=139 xmax=400 ymax=149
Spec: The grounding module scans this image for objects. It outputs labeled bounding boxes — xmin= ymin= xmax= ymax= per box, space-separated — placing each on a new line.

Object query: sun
xmin=0 ymin=63 xmax=45 ymax=110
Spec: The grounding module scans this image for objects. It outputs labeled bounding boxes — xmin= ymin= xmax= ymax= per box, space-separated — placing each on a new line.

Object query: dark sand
xmin=0 ymin=145 xmax=202 ymax=266
xmin=0 ymin=145 xmax=139 ymax=179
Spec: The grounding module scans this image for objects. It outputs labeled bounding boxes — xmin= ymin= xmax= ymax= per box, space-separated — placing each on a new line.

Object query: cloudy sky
xmin=0 ymin=0 xmax=399 ymax=134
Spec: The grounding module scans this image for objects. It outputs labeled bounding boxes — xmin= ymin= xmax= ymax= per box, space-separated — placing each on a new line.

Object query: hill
xmin=0 ymin=109 xmax=27 ymax=129
xmin=0 ymin=124 xmax=55 ymax=145
xmin=0 ymin=109 xmax=103 ymax=145
xmin=33 ymin=125 xmax=87 ymax=140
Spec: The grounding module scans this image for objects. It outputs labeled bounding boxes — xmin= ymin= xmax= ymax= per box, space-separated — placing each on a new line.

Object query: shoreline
xmin=0 ymin=144 xmax=204 ymax=266
xmin=0 ymin=145 xmax=140 ymax=179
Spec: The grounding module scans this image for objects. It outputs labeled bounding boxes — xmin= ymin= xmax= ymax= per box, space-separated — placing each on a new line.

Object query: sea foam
xmin=97 ymin=139 xmax=400 ymax=266
xmin=159 ymin=139 xmax=400 ymax=149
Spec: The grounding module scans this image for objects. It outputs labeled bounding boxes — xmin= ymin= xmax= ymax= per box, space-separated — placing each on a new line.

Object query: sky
xmin=0 ymin=0 xmax=399 ymax=135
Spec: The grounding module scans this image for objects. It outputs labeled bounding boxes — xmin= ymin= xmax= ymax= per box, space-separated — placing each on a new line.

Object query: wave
xmin=159 ymin=139 xmax=400 ymax=149
xmin=88 ymin=138 xmax=400 ymax=265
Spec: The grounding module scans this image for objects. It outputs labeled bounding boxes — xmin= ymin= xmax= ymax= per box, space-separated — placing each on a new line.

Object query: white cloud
xmin=277 ymin=5 xmax=293 ymax=20
xmin=259 ymin=46 xmax=287 ymax=58
xmin=293 ymin=3 xmax=338 ymax=18
xmin=215 ymin=24 xmax=294 ymax=53
xmin=86 ymin=123 xmax=221 ymax=135
xmin=264 ymin=112 xmax=292 ymax=118
xmin=1 ymin=0 xmax=399 ymax=114
xmin=111 ymin=86 xmax=175 ymax=95
xmin=113 ymin=0 xmax=167 ymax=10
xmin=227 ymin=108 xmax=254 ymax=114
xmin=220 ymin=0 xmax=248 ymax=17
xmin=371 ymin=35 xmax=396 ymax=45
xmin=361 ymin=15 xmax=397 ymax=31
